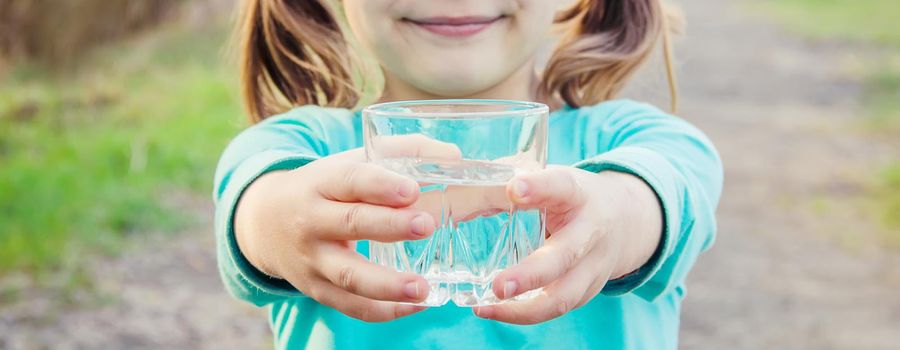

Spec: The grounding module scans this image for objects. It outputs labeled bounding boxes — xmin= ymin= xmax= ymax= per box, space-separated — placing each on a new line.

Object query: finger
xmin=317 ymin=161 xmax=420 ymax=207
xmin=575 ymin=243 xmax=619 ymax=309
xmin=491 ymin=219 xmax=597 ymax=300
xmin=371 ymin=134 xmax=463 ymax=160
xmin=316 ymin=202 xmax=437 ymax=242
xmin=328 ymin=148 xmax=366 ymax=161
xmin=317 ymin=244 xmax=431 ymax=303
xmin=308 ymin=279 xmax=428 ymax=323
xmin=507 ymin=166 xmax=585 ymax=211
xmin=576 ymin=279 xmax=608 ymax=309
xmin=412 ymin=181 xmax=508 ymax=225
xmin=474 ymin=255 xmax=600 ymax=325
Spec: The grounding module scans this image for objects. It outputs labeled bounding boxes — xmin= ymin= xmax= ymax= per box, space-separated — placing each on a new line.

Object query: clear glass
xmin=363 ymin=99 xmax=549 ymax=307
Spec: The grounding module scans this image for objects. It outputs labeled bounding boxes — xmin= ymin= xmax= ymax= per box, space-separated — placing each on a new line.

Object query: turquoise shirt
xmin=213 ymin=100 xmax=722 ymax=349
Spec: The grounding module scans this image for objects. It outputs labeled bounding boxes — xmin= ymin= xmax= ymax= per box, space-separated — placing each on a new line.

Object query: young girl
xmin=214 ymin=0 xmax=722 ymax=348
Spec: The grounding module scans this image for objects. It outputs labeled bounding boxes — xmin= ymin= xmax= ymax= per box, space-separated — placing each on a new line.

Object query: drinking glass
xmin=363 ymin=99 xmax=549 ymax=307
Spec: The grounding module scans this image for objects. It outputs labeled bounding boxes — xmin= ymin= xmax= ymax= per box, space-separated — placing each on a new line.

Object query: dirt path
xmin=673 ymin=0 xmax=900 ymax=349
xmin=0 ymin=210 xmax=272 ymax=349
xmin=3 ymin=0 xmax=900 ymax=349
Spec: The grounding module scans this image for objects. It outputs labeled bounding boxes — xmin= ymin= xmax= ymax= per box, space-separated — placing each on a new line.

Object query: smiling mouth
xmin=404 ymin=16 xmax=505 ymax=38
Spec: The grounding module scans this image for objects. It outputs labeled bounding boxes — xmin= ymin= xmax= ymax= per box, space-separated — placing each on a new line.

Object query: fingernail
xmin=410 ymin=215 xmax=427 ymax=236
xmin=513 ymin=180 xmax=529 ymax=199
xmin=503 ymin=280 xmax=518 ymax=299
xmin=398 ymin=181 xmax=416 ymax=199
xmin=404 ymin=281 xmax=420 ymax=299
xmin=475 ymin=306 xmax=494 ymax=319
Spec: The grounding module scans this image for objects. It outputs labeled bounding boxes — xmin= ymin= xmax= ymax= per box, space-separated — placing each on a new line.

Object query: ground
xmin=2 ymin=0 xmax=900 ymax=348
xmin=675 ymin=1 xmax=900 ymax=349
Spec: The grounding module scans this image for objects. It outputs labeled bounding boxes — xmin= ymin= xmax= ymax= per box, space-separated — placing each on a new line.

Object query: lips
xmin=405 ymin=16 xmax=504 ymax=38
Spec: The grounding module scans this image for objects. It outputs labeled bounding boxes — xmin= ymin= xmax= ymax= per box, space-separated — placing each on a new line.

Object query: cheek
xmin=513 ymin=0 xmax=557 ymax=41
xmin=343 ymin=0 xmax=396 ymax=55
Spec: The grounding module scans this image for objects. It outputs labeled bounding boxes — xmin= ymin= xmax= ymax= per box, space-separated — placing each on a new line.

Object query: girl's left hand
xmin=473 ymin=165 xmax=663 ymax=325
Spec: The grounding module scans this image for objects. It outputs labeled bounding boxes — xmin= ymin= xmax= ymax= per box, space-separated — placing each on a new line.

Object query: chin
xmin=417 ymin=78 xmax=496 ymax=98
xmin=415 ymin=67 xmax=501 ymax=97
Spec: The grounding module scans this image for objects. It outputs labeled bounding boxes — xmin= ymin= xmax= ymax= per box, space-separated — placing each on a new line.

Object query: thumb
xmin=506 ymin=166 xmax=585 ymax=211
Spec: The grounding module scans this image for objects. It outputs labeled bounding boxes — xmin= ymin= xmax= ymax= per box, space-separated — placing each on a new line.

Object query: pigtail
xmin=540 ymin=0 xmax=681 ymax=112
xmin=238 ymin=0 xmax=360 ymax=122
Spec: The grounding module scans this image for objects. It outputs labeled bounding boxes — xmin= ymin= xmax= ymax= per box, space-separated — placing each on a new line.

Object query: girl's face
xmin=342 ymin=0 xmax=557 ymax=99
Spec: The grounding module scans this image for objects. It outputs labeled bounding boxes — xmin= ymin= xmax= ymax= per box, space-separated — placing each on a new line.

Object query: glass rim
xmin=363 ymin=99 xmax=549 ymax=119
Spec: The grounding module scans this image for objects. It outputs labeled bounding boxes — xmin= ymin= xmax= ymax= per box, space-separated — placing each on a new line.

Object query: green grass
xmin=0 ymin=19 xmax=242 ymax=276
xmin=760 ymin=0 xmax=900 ymax=235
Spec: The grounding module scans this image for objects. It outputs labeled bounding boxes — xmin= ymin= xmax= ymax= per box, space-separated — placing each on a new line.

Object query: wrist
xmin=234 ymin=170 xmax=292 ymax=280
xmin=603 ymin=171 xmax=663 ymax=279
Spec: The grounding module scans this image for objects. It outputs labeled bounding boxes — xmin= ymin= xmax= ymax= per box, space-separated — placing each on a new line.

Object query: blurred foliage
xmin=761 ymin=0 xmax=900 ymax=235
xmin=878 ymin=165 xmax=900 ymax=238
xmin=0 ymin=10 xmax=242 ymax=276
xmin=864 ymin=58 xmax=900 ymax=132
xmin=0 ymin=0 xmax=185 ymax=68
xmin=759 ymin=0 xmax=900 ymax=129
xmin=760 ymin=0 xmax=900 ymax=46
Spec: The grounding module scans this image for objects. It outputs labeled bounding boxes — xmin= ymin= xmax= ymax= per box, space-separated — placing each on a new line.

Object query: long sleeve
xmin=212 ymin=106 xmax=360 ymax=306
xmin=568 ymin=100 xmax=723 ymax=301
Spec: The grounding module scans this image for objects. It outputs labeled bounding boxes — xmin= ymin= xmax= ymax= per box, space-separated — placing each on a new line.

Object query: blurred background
xmin=0 ymin=0 xmax=897 ymax=349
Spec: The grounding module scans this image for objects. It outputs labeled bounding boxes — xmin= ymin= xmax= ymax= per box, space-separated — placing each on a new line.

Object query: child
xmin=214 ymin=0 xmax=722 ymax=348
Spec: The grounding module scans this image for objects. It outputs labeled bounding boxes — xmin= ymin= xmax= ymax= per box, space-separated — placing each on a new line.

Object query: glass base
xmin=402 ymin=273 xmax=543 ymax=307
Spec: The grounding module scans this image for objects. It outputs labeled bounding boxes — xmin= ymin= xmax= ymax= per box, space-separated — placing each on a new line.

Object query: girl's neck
xmin=376 ymin=60 xmax=561 ymax=110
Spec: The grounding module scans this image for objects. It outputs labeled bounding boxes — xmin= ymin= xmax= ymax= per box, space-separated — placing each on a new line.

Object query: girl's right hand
xmin=233 ymin=148 xmax=437 ymax=322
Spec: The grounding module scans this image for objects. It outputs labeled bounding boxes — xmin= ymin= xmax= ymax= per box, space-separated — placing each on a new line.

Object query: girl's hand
xmin=234 ymin=147 xmax=441 ymax=322
xmin=473 ymin=166 xmax=663 ymax=325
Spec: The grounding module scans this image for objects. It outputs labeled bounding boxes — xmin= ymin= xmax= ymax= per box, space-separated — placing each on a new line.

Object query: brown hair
xmin=238 ymin=0 xmax=681 ymax=123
